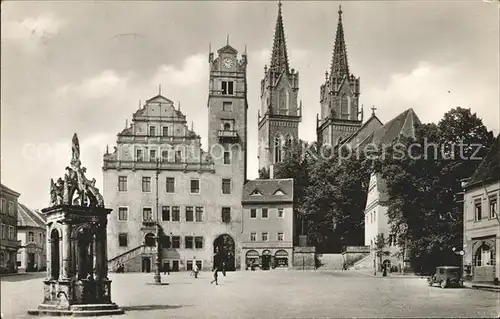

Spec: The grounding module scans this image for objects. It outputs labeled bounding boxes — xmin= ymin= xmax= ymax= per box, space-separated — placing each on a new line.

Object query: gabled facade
xmin=241 ymin=179 xmax=294 ymax=270
xmin=258 ymin=2 xmax=302 ymax=171
xmin=317 ymin=6 xmax=363 ymax=147
xmin=104 ymin=43 xmax=248 ymax=272
xmin=462 ymin=134 xmax=499 ymax=283
xmin=0 ymin=183 xmax=21 ymax=273
xmin=17 ymin=204 xmax=46 ymax=272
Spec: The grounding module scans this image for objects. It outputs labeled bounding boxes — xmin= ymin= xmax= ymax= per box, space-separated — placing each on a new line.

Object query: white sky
xmin=1 ymin=1 xmax=499 ymax=209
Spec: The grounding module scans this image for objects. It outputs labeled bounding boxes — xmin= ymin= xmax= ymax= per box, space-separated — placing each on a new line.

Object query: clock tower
xmin=258 ymin=2 xmax=302 ymax=172
xmin=208 ymin=41 xmax=248 ymax=182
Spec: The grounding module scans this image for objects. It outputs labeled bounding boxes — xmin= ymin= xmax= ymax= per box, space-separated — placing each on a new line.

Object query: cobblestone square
xmin=1 ymin=271 xmax=498 ymax=318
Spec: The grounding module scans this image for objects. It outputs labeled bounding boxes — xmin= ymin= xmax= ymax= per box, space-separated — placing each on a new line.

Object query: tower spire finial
xmin=270 ymin=0 xmax=290 ymax=74
xmin=330 ymin=4 xmax=350 ymax=79
xmin=226 ymin=34 xmax=229 ymax=45
xmin=158 ymin=84 xmax=162 ymax=95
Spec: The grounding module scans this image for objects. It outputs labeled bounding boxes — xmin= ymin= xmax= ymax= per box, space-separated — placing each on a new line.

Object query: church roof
xmin=217 ymin=44 xmax=238 ymax=54
xmin=269 ymin=1 xmax=290 ymax=75
xmin=340 ymin=114 xmax=383 ymax=148
xmin=0 ymin=183 xmax=20 ymax=197
xmin=330 ymin=5 xmax=350 ymax=80
xmin=17 ymin=203 xmax=45 ymax=228
xmin=371 ymin=108 xmax=421 ymax=146
xmin=464 ymin=133 xmax=500 ymax=189
xmin=242 ymin=178 xmax=294 ymax=204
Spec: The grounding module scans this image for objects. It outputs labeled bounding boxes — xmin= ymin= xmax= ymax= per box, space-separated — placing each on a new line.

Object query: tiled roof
xmin=464 ymin=133 xmax=500 ymax=188
xmin=242 ymin=178 xmax=293 ymax=204
xmin=372 ymin=108 xmax=421 ymax=146
xmin=17 ymin=203 xmax=45 ymax=228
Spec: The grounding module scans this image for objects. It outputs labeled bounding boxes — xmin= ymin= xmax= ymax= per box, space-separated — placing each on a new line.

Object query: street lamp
xmin=153 ymin=158 xmax=162 ymax=285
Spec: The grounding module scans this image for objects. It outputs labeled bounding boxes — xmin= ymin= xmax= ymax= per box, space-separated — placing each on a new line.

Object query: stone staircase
xmin=107 ymin=245 xmax=146 ymax=271
xmin=348 ymin=253 xmax=373 ymax=270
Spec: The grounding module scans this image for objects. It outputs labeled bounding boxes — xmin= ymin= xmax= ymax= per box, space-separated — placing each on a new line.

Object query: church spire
xmin=269 ymin=1 xmax=289 ymax=74
xmin=330 ymin=5 xmax=350 ymax=79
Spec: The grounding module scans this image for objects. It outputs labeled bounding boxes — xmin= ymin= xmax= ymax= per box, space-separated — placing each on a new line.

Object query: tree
xmin=375 ymin=107 xmax=494 ymax=274
xmin=301 ymin=145 xmax=371 ymax=252
xmin=274 ymin=139 xmax=312 ymax=245
xmin=258 ymin=167 xmax=269 ymax=179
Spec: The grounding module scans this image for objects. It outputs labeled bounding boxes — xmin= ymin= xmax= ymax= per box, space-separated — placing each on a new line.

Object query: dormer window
xmin=273 ymin=189 xmax=286 ymax=196
xmin=222 ymin=81 xmax=234 ymax=95
xmin=250 ymin=189 xmax=262 ymax=196
xmin=223 ymin=123 xmax=231 ymax=131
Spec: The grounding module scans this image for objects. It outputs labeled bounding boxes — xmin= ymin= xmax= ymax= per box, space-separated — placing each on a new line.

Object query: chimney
xmin=269 ymin=165 xmax=274 ymax=179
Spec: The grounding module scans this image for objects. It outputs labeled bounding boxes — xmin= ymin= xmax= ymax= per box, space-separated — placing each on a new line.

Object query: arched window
xmin=279 ymin=89 xmax=287 ymax=115
xmin=274 ymin=134 xmax=283 ymax=163
xmin=340 ymin=94 xmax=348 ymax=119
xmin=50 ymin=229 xmax=60 ymax=280
xmin=224 ymin=123 xmax=231 ymax=131
xmin=475 ymin=244 xmax=495 ymax=266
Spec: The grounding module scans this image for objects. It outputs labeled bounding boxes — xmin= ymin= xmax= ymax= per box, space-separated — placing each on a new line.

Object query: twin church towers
xmin=208 ymin=2 xmax=363 ymax=175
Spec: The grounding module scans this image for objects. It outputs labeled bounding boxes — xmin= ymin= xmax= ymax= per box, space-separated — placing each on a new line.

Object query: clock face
xmin=223 ymin=57 xmax=233 ymax=69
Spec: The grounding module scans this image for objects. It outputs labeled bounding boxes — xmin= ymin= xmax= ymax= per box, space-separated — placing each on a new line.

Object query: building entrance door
xmin=261 ymin=250 xmax=272 ymax=270
xmin=28 ymin=253 xmax=35 ymax=271
xmin=141 ymin=257 xmax=151 ymax=273
xmin=213 ymin=234 xmax=235 ymax=271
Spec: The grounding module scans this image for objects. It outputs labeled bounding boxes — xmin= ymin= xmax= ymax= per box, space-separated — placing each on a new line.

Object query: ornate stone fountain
xmin=28 ymin=134 xmax=124 ymax=316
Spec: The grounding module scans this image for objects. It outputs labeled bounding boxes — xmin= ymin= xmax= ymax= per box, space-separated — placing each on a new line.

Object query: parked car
xmin=428 ymin=266 xmax=463 ymax=288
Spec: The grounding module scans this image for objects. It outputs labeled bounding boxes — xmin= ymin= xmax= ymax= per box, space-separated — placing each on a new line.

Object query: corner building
xmin=104 ymin=44 xmax=248 ymax=272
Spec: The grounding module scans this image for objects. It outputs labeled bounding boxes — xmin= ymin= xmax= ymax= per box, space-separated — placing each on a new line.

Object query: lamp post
xmin=153 ymin=158 xmax=162 ymax=284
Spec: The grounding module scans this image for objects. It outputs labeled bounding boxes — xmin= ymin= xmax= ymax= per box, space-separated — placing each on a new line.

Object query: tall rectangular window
xmin=223 ymin=151 xmax=231 ymax=164
xmin=277 ymin=232 xmax=284 ymax=241
xmin=222 ymin=179 xmax=231 ymax=194
xmin=161 ymin=150 xmax=169 ymax=162
xmin=118 ymin=233 xmax=128 ymax=247
xmin=186 ymin=206 xmax=194 ymax=222
xmin=1 ymin=199 xmax=6 ymax=214
xmin=118 ymin=207 xmax=128 ymax=221
xmin=277 ymin=208 xmax=284 ymax=218
xmin=166 ymin=177 xmax=175 ymax=193
xmin=162 ymin=206 xmax=170 ymax=221
xmin=172 ymin=236 xmax=180 ymax=249
xmin=222 ymin=207 xmax=231 ymax=223
xmin=8 ymin=202 xmax=14 ymax=215
xmin=143 ymin=208 xmax=152 ymax=221
xmin=262 ymin=232 xmax=268 ymax=242
xmin=149 ymin=150 xmax=157 ymax=162
xmin=142 ymin=177 xmax=151 ymax=192
xmin=175 ymin=151 xmax=182 ymax=163
xmin=222 ymin=102 xmax=233 ymax=112
xmin=474 ymin=199 xmax=482 ymax=221
xmin=28 ymin=231 xmax=34 ymax=242
xmin=190 ymin=179 xmax=200 ymax=194
xmin=136 ymin=149 xmax=143 ymax=161
xmin=490 ymin=196 xmax=497 ymax=218
xmin=162 ymin=126 xmax=169 ymax=137
xmin=195 ymin=207 xmax=204 ymax=222
xmin=250 ymin=209 xmax=257 ymax=219
xmin=0 ymin=224 xmax=5 ymax=239
xmin=186 ymin=260 xmax=193 ymax=271
xmin=8 ymin=226 xmax=14 ymax=239
xmin=250 ymin=232 xmax=256 ymax=242
xmin=149 ymin=126 xmax=156 ymax=136
xmin=118 ymin=176 xmax=127 ymax=192
xmin=221 ymin=81 xmax=234 ymax=95
xmin=172 ymin=206 xmax=180 ymax=221
xmin=195 ymin=236 xmax=203 ymax=249
xmin=185 ymin=236 xmax=194 ymax=249
xmin=262 ymin=208 xmax=268 ymax=218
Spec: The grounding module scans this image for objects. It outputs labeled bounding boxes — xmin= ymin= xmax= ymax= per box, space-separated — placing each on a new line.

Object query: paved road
xmin=1 ymin=271 xmax=498 ymax=318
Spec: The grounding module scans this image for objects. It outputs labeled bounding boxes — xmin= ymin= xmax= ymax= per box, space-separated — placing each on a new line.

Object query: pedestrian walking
xmin=193 ymin=262 xmax=199 ymax=279
xmin=222 ymin=261 xmax=226 ymax=277
xmin=211 ymin=248 xmax=221 ymax=285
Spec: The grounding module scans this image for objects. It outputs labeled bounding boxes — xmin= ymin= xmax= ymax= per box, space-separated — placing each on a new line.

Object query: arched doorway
xmin=245 ymin=250 xmax=259 ymax=270
xmin=50 ymin=229 xmax=60 ymax=280
xmin=275 ymin=250 xmax=289 ymax=268
xmin=262 ymin=250 xmax=272 ymax=270
xmin=213 ymin=234 xmax=235 ymax=271
xmin=144 ymin=233 xmax=156 ymax=247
